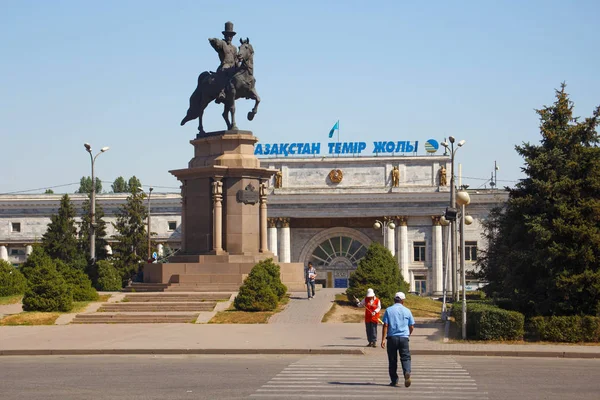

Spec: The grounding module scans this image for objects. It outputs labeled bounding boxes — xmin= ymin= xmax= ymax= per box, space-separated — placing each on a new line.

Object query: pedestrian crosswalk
xmin=249 ymin=355 xmax=488 ymax=399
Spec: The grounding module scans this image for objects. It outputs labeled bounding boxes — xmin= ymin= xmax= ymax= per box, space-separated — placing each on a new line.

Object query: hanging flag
xmin=328 ymin=120 xmax=339 ymax=138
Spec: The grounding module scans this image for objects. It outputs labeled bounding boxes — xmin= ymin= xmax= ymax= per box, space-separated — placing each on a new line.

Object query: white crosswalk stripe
xmin=249 ymin=355 xmax=488 ymax=399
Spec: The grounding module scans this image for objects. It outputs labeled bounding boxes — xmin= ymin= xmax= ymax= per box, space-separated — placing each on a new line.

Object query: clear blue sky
xmin=1 ymin=0 xmax=599 ymax=194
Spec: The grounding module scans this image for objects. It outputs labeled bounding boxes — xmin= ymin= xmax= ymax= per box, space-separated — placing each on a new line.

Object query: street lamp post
xmin=84 ymin=143 xmax=109 ymax=264
xmin=147 ymin=187 xmax=154 ymax=262
xmin=373 ymin=219 xmax=396 ymax=252
xmin=457 ymin=189 xmax=473 ymax=340
xmin=440 ymin=136 xmax=465 ymax=301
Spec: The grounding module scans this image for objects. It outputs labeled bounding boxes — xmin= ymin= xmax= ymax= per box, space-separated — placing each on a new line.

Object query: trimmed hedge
xmin=452 ymin=301 xmax=524 ymax=340
xmin=528 ymin=316 xmax=600 ymax=343
xmin=234 ymin=259 xmax=287 ymax=311
xmin=0 ymin=260 xmax=28 ymax=297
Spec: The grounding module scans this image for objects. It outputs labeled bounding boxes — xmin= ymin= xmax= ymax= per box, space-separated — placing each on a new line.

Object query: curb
xmin=0 ymin=348 xmax=366 ymax=356
xmin=412 ymin=349 xmax=600 ymax=359
xmin=1 ymin=348 xmax=599 ymax=358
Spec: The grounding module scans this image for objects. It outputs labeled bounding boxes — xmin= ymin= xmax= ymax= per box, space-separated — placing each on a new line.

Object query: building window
xmin=10 ymin=249 xmax=25 ymax=256
xmin=465 ymin=241 xmax=478 ymax=261
xmin=11 ymin=222 xmax=21 ymax=233
xmin=413 ymin=241 xmax=426 ymax=262
xmin=309 ymin=236 xmax=368 ymax=269
xmin=168 ymin=221 xmax=177 ymax=231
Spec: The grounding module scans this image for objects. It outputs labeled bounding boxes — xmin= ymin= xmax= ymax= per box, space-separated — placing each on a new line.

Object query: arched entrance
xmin=299 ymin=228 xmax=372 ymax=288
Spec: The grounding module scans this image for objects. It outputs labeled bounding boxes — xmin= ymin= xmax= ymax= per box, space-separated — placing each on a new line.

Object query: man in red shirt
xmin=356 ymin=288 xmax=381 ymax=347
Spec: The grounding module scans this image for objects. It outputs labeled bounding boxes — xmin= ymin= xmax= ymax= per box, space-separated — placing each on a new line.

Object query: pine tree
xmin=478 ymin=84 xmax=600 ymax=316
xmin=112 ymin=186 xmax=148 ymax=283
xmin=76 ymin=176 xmax=102 ymax=194
xmin=111 ymin=176 xmax=128 ymax=193
xmin=347 ymin=242 xmax=409 ymax=308
xmin=42 ymin=194 xmax=82 ymax=266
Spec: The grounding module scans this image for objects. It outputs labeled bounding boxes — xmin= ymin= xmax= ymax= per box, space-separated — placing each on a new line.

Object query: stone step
xmin=71 ymin=313 xmax=198 ymax=324
xmin=173 ymin=274 xmax=244 ymax=284
xmin=165 ymin=283 xmax=242 ymax=292
xmin=122 ymin=283 xmax=169 ymax=293
xmin=123 ymin=293 xmax=232 ymax=301
xmin=99 ymin=302 xmax=216 ymax=312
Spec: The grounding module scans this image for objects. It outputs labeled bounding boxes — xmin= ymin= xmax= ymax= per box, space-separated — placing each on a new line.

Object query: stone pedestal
xmin=144 ymin=130 xmax=306 ymax=291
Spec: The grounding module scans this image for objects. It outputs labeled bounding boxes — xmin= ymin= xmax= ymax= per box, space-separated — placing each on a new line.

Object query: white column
xmin=0 ymin=245 xmax=8 ymax=261
xmin=432 ymin=217 xmax=443 ymax=295
xmin=278 ymin=217 xmax=291 ymax=263
xmin=386 ymin=223 xmax=396 ymax=256
xmin=397 ymin=217 xmax=409 ymax=284
xmin=268 ymin=218 xmax=278 ymax=256
xmin=25 ymin=245 xmax=33 ymax=256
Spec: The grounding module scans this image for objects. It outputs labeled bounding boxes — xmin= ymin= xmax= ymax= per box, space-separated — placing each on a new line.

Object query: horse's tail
xmin=181 ymin=71 xmax=212 ymax=126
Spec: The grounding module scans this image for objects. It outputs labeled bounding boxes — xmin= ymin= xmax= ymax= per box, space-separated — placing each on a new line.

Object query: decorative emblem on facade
xmin=328 ymin=169 xmax=343 ymax=184
xmin=391 ymin=166 xmax=400 ymax=187
xmin=274 ymin=170 xmax=282 ymax=188
xmin=236 ymin=183 xmax=259 ymax=204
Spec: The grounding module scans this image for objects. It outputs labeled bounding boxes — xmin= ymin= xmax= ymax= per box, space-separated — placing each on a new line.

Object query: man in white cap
xmin=356 ymin=288 xmax=381 ymax=347
xmin=381 ymin=291 xmax=415 ymax=388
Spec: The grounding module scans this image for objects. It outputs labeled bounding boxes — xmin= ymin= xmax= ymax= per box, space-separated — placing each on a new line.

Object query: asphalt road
xmin=0 ymin=354 xmax=599 ymax=399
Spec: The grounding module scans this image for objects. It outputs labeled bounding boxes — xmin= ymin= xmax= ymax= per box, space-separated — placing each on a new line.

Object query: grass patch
xmin=322 ymin=293 xmax=442 ymax=323
xmin=0 ymin=294 xmax=112 ymax=326
xmin=0 ymin=295 xmax=23 ymax=305
xmin=0 ymin=312 xmax=60 ymax=326
xmin=209 ymin=296 xmax=289 ymax=324
xmin=404 ymin=294 xmax=442 ymax=318
xmin=321 ymin=303 xmax=338 ymax=323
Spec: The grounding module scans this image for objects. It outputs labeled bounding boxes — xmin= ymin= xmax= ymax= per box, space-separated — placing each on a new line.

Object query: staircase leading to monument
xmin=123 ymin=273 xmax=248 ymax=292
xmin=71 ymin=292 xmax=233 ymax=324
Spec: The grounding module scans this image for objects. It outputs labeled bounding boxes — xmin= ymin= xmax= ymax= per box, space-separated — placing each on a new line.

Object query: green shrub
xmin=257 ymin=258 xmax=287 ymax=300
xmin=95 ymin=260 xmax=122 ymax=291
xmin=0 ymin=260 xmax=28 ymax=297
xmin=528 ymin=316 xmax=600 ymax=342
xmin=19 ymin=245 xmax=53 ymax=280
xmin=452 ymin=301 xmax=524 ymax=340
xmin=234 ymin=266 xmax=278 ymax=311
xmin=347 ymin=242 xmax=409 ymax=308
xmin=22 ymin=263 xmax=73 ymax=312
xmin=56 ymin=260 xmax=98 ymax=301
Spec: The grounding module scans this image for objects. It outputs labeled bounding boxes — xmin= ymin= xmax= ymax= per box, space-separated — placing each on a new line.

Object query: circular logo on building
xmin=425 ymin=139 xmax=439 ymax=153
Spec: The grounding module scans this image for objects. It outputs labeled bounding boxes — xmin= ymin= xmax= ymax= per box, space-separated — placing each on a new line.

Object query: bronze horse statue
xmin=180 ymin=38 xmax=260 ymax=135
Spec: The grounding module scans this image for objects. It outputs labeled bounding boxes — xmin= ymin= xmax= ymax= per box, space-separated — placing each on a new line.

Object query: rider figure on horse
xmin=210 ymin=21 xmax=239 ymax=104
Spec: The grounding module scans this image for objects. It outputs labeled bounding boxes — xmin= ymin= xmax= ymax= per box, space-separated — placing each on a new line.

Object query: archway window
xmin=309 ymin=236 xmax=368 ymax=268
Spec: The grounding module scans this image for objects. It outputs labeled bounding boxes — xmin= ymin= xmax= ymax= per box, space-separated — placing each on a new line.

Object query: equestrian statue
xmin=180 ymin=21 xmax=260 ymax=135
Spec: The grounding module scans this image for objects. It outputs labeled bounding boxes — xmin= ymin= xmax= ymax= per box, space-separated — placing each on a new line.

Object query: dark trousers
xmin=365 ymin=322 xmax=378 ymax=343
xmin=386 ymin=336 xmax=411 ymax=383
xmin=306 ymin=281 xmax=315 ymax=298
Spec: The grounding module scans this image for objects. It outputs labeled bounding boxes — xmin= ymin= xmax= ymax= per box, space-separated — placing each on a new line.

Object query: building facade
xmin=0 ymin=155 xmax=507 ymax=295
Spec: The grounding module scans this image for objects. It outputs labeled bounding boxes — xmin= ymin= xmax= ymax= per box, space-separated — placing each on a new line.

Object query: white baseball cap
xmin=366 ymin=288 xmax=375 ymax=297
xmin=395 ymin=292 xmax=406 ymax=300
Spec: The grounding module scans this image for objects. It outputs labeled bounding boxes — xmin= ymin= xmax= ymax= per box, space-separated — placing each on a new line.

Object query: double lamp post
xmin=440 ymin=136 xmax=472 ymax=340
xmin=84 ymin=143 xmax=109 ymax=264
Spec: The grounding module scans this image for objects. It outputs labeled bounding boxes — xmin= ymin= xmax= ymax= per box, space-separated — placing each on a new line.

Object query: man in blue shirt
xmin=381 ymin=291 xmax=415 ymax=388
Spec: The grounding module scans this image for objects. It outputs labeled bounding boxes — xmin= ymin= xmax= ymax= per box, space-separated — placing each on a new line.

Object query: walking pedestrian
xmin=305 ymin=262 xmax=317 ymax=299
xmin=356 ymin=288 xmax=381 ymax=347
xmin=381 ymin=291 xmax=415 ymax=388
